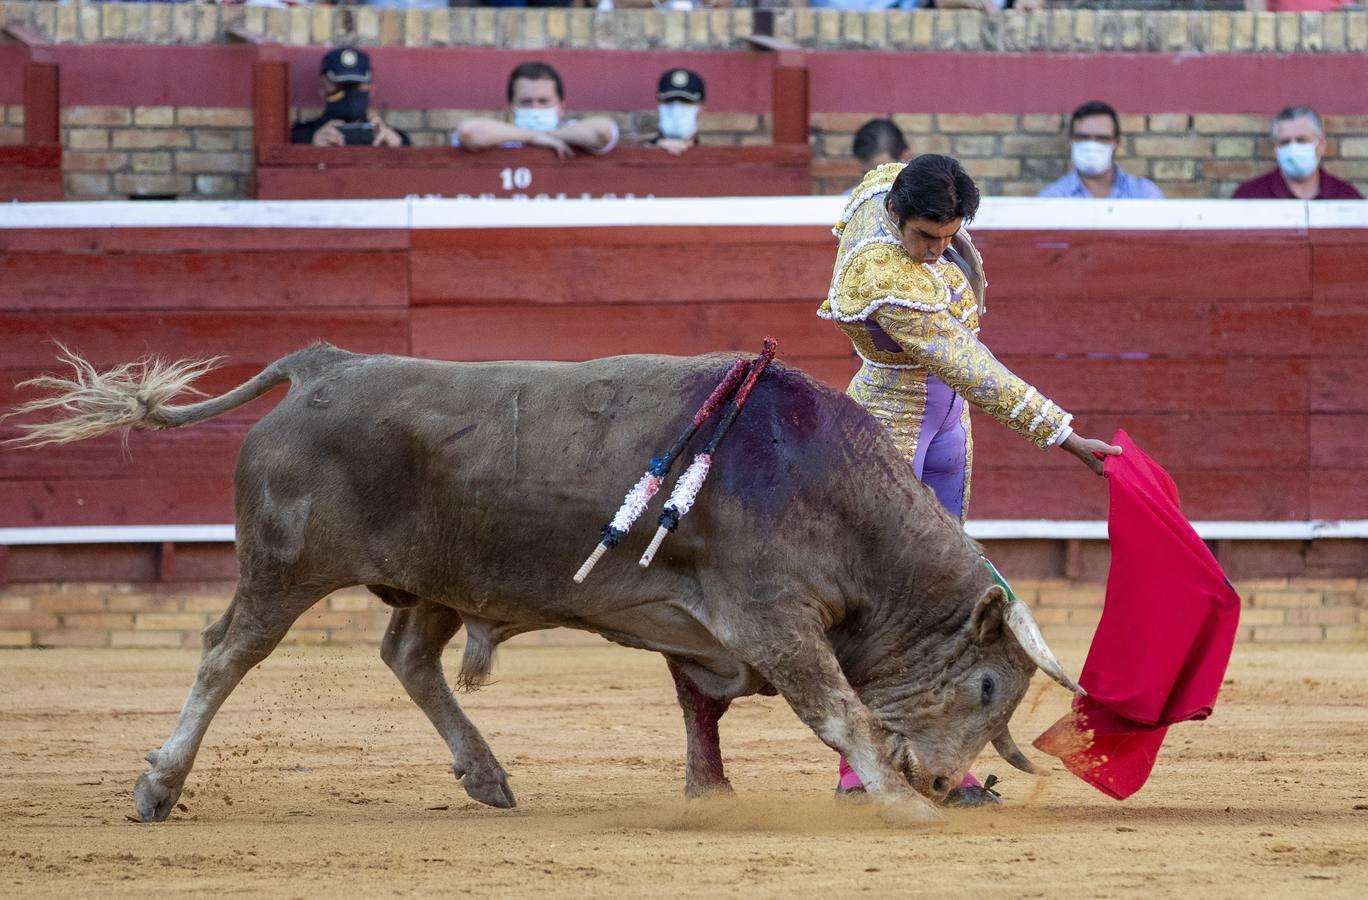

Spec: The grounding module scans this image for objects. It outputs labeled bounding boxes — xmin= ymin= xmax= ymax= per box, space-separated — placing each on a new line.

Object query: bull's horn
xmin=1003 ymin=601 xmax=1087 ymax=696
xmin=992 ymin=729 xmax=1037 ymax=774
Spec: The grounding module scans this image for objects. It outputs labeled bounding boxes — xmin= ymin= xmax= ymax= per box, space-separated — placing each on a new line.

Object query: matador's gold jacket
xmin=818 ymin=164 xmax=1074 ymax=464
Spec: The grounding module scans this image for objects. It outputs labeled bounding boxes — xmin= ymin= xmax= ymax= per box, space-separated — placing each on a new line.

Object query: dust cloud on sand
xmin=1 ymin=629 xmax=1365 ymax=898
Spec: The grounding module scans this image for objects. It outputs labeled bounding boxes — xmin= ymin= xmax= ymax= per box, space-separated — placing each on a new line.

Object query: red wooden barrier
xmin=0 ymin=62 xmax=62 ymax=202
xmin=0 ymin=146 xmax=62 ymax=202
xmin=23 ymin=61 xmax=59 ymax=146
xmin=252 ymin=59 xmax=290 ymax=150
xmin=1 ymin=220 xmax=1365 ymax=531
xmin=255 ymin=146 xmax=812 ymax=200
xmin=251 ymin=50 xmax=810 ymax=200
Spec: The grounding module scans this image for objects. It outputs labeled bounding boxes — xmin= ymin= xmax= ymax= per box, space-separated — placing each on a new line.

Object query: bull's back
xmin=233 ymin=349 xmax=901 ymax=605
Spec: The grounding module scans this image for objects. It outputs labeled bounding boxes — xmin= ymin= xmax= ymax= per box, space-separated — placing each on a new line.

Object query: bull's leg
xmin=134 ymin=581 xmax=319 ymax=822
xmin=726 ymin=625 xmax=940 ymax=824
xmin=380 ymin=601 xmax=515 ymax=809
xmin=665 ymin=658 xmax=733 ymax=797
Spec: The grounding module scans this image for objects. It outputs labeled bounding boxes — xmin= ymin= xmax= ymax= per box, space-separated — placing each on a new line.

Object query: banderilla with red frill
xmin=572 ymin=337 xmax=778 ymax=584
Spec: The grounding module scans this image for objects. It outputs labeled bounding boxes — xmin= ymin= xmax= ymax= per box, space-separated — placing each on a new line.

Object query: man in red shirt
xmin=1233 ymin=105 xmax=1363 ymax=200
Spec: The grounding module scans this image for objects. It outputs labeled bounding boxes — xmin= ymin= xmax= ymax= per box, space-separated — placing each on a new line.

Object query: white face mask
xmin=1276 ymin=142 xmax=1319 ymax=180
xmin=657 ymin=102 xmax=699 ymax=141
xmin=1071 ymin=141 xmax=1115 ymax=178
xmin=514 ymin=107 xmax=560 ymax=133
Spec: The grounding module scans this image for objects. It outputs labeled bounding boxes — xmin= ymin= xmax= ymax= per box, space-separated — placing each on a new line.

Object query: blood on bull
xmin=8 ymin=343 xmax=1084 ymax=824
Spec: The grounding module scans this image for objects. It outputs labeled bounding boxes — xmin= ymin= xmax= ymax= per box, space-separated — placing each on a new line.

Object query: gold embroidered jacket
xmin=818 ymin=164 xmax=1073 ymax=452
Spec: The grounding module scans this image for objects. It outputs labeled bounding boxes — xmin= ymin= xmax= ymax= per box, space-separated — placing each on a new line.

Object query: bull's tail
xmin=3 ymin=343 xmax=293 ymax=449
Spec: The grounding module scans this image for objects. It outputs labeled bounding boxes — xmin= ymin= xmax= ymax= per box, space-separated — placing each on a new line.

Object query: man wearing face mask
xmin=1233 ymin=106 xmax=1363 ymax=200
xmin=646 ymin=69 xmax=705 ymax=156
xmin=820 ymin=156 xmax=1123 ymax=802
xmin=1038 ymin=100 xmax=1162 ymax=199
xmin=454 ymin=62 xmax=619 ymax=160
xmin=290 ymin=47 xmax=409 ymax=148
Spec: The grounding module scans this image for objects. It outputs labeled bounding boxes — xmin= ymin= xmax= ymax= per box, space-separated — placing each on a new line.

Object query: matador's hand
xmin=1062 ymin=432 xmax=1122 ymax=476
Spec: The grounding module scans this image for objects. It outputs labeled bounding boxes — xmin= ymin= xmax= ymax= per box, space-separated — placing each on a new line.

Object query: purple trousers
xmin=837 ymin=376 xmax=973 ymax=793
xmin=912 ymin=376 xmax=969 ymax=520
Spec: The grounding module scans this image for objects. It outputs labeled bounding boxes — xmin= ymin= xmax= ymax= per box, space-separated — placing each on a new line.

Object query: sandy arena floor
xmin=1 ymin=635 xmax=1365 ymax=898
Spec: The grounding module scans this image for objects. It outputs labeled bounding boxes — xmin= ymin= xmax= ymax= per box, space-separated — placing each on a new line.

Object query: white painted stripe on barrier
xmin=967 ymin=520 xmax=1368 ymax=541
xmin=1 ymin=197 xmax=1363 ymax=232
xmin=0 ymin=525 xmax=237 ymax=545
xmin=0 ymin=200 xmax=411 ymax=230
xmin=1306 ymin=201 xmax=1368 ymax=229
xmin=3 ymin=521 xmax=1366 ymax=546
xmin=406 ymin=195 xmax=844 ymax=229
xmin=969 ymin=197 xmax=1312 ymax=231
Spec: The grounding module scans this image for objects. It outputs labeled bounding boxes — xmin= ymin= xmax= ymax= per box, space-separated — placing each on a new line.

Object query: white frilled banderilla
xmin=572 ymin=338 xmax=778 ymax=583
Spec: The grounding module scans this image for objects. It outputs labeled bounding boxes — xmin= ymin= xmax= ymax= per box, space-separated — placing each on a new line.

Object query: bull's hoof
xmin=684 ymin=778 xmax=734 ymax=799
xmin=134 ymin=772 xmax=180 ymax=823
xmin=456 ymin=764 xmax=516 ymax=809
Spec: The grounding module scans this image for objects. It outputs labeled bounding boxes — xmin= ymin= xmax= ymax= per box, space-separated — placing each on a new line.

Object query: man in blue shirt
xmin=1039 ymin=101 xmax=1164 ymax=199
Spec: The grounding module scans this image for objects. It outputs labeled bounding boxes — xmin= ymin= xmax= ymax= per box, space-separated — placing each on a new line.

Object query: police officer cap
xmin=321 ymin=47 xmax=373 ymax=85
xmin=657 ymin=69 xmax=705 ymax=103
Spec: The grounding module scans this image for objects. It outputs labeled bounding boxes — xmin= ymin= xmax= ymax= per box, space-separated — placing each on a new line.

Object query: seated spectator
xmin=454 ymin=62 xmax=619 ymax=160
xmin=645 ymin=68 xmax=705 ymax=156
xmin=1233 ymin=106 xmax=1363 ymax=200
xmin=1039 ymin=100 xmax=1163 ymax=199
xmin=810 ymin=0 xmax=1044 ymax=9
xmin=357 ymin=0 xmax=449 ymax=8
xmin=852 ymin=118 xmax=909 ymax=171
xmin=290 ymin=47 xmax=409 ymax=148
xmin=931 ymin=0 xmax=1046 ymax=9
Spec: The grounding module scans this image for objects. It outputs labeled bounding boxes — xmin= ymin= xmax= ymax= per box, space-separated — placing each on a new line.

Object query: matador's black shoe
xmin=943 ymin=774 xmax=1003 ymax=808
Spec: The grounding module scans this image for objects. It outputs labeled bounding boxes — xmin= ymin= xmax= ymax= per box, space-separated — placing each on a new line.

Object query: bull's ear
xmin=969 ymin=583 xmax=1009 ymax=644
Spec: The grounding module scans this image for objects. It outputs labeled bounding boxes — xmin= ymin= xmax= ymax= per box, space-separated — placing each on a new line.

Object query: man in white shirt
xmin=1039 ymin=100 xmax=1164 ymax=199
xmin=454 ymin=62 xmax=619 ymax=160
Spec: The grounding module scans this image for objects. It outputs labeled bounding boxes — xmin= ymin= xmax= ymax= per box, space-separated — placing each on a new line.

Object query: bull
xmin=8 ymin=344 xmax=1082 ymax=824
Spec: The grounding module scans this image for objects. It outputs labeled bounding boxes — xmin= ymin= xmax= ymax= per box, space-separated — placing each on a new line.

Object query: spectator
xmin=852 ymin=118 xmax=909 ymax=171
xmin=290 ymin=47 xmax=409 ymax=148
xmin=1232 ymin=106 xmax=1363 ymax=200
xmin=454 ymin=62 xmax=619 ymax=160
xmin=355 ymin=0 xmax=448 ymax=8
xmin=809 ymin=0 xmax=1044 ymax=9
xmin=645 ymin=68 xmax=705 ymax=156
xmin=1039 ymin=100 xmax=1163 ymax=199
xmin=478 ymin=0 xmax=576 ymax=6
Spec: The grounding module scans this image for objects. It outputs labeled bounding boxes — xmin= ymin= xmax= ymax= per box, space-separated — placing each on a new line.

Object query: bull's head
xmin=851 ymin=583 xmax=1084 ymax=804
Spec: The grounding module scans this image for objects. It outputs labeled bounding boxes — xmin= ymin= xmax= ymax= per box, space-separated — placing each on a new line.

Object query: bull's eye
xmin=980 ymin=675 xmax=995 ymax=705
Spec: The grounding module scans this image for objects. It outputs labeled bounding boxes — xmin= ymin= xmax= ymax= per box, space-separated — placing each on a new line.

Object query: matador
xmin=819 ymin=156 xmax=1121 ymax=800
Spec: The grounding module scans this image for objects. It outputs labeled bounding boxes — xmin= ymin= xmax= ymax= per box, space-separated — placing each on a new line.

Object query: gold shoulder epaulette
xmin=835 ymin=162 xmax=905 ymax=236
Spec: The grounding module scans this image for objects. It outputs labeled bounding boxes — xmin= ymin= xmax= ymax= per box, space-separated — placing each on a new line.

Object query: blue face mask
xmin=514 ymin=107 xmax=560 ymax=133
xmin=1276 ymin=143 xmax=1319 ymax=180
xmin=657 ymin=102 xmax=699 ymax=141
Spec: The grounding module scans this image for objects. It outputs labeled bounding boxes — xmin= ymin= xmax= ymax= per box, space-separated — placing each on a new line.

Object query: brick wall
xmin=60 ymin=106 xmax=253 ymax=200
xmin=0 ymin=103 xmax=22 ymax=145
xmin=809 ymin=111 xmax=1368 ymax=197
xmin=8 ymin=5 xmax=1368 ymax=199
xmin=4 ymin=4 xmax=1368 ymax=54
xmin=57 ymin=104 xmax=768 ymax=200
xmin=51 ymin=105 xmax=1368 ymax=201
xmin=0 ymin=583 xmax=391 ymax=650
xmin=1 ymin=577 xmax=1363 ymax=649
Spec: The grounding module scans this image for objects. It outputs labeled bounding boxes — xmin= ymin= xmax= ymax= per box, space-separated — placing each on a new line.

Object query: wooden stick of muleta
xmin=639 ymin=337 xmax=778 ymax=569
xmin=572 ymin=358 xmax=749 ymax=584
